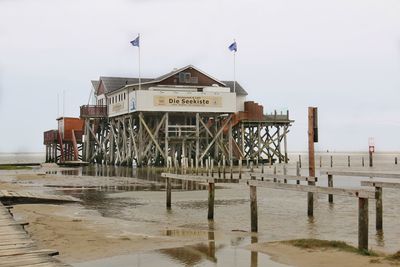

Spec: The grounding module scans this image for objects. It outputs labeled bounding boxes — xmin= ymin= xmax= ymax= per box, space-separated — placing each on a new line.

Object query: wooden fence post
xmin=296 ymin=161 xmax=300 ymax=184
xmin=239 ymin=158 xmax=242 ymax=179
xmin=375 ymin=187 xmax=383 ymax=231
xmin=358 ymin=197 xmax=369 ymax=251
xmin=208 ymin=182 xmax=215 ymax=220
xmin=250 ymin=184 xmax=258 ymax=232
xmin=166 ymin=177 xmax=171 ymax=209
xmin=369 ymin=151 xmax=373 ymax=167
xmin=328 ymin=174 xmax=333 ymax=203
xmin=307 ymin=107 xmax=317 ymax=217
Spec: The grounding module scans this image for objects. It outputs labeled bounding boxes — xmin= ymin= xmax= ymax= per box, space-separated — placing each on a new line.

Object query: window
xmin=184 ymin=73 xmax=191 ymax=83
xmin=179 ymin=72 xmax=185 ymax=83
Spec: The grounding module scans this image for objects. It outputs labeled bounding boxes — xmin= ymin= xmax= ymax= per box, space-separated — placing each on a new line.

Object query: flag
xmin=228 ymin=41 xmax=237 ymax=52
xmin=130 ymin=35 xmax=140 ymax=47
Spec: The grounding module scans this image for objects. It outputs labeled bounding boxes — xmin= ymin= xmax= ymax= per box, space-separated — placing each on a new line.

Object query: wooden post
xmin=369 ymin=151 xmax=373 ymax=167
xmin=308 ymin=107 xmax=317 ymax=217
xmin=211 ymin=159 xmax=214 ymax=178
xmin=208 ymin=182 xmax=215 ymax=220
xmin=223 ymin=155 xmax=226 ymax=179
xmin=299 ymin=155 xmax=302 ymax=168
xmin=375 ymin=187 xmax=383 ymax=231
xmin=250 ymin=185 xmax=258 ymax=232
xmin=195 ymin=113 xmax=200 ymax=175
xmin=328 ymin=174 xmax=333 ymax=203
xmin=239 ymin=158 xmax=242 ymax=179
xmin=358 ymin=197 xmax=369 ymax=251
xmin=166 ymin=178 xmax=171 ymax=209
xmin=296 ymin=161 xmax=300 ymax=184
xmin=283 ymin=165 xmax=287 ymax=183
xmin=230 ymin=159 xmax=233 ymax=179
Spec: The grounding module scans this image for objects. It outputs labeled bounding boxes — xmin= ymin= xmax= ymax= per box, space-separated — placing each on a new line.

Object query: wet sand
xmin=248 ymin=242 xmax=396 ymax=267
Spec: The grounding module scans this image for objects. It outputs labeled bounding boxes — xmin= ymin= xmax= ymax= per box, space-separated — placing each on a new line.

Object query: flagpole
xmin=233 ymin=39 xmax=236 ymax=93
xmin=138 ymin=33 xmax=141 ymax=90
xmin=233 ymin=51 xmax=236 ymax=93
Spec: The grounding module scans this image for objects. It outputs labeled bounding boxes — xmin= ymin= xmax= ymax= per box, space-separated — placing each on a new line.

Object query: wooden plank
xmin=361 ymin=180 xmax=400 ymax=189
xmin=247 ymin=180 xmax=375 ymax=199
xmin=250 ymin=172 xmax=318 ymax=182
xmin=0 ymin=203 xmax=70 ymax=267
xmin=0 ymin=249 xmax=58 ymax=257
xmin=0 ymin=190 xmax=81 ymax=203
xmin=161 ymin=173 xmax=239 ymax=184
xmin=327 ymin=171 xmax=400 ymax=179
xmin=161 ymin=173 xmax=209 ymax=183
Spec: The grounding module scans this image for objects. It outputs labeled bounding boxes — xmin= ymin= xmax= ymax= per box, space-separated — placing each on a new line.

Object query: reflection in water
xmin=251 ymin=236 xmax=258 ymax=267
xmin=307 ymin=216 xmax=317 ymax=238
xmin=376 ymin=230 xmax=385 ymax=246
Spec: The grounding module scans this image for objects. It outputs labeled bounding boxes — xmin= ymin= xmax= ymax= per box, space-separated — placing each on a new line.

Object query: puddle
xmin=72 ymin=242 xmax=291 ymax=267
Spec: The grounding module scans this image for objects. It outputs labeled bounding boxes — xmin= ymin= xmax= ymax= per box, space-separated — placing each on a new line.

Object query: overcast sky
xmin=0 ymin=0 xmax=399 ymax=153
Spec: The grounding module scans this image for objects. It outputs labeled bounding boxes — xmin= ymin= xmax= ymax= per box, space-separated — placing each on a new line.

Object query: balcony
xmin=80 ymin=105 xmax=107 ymax=118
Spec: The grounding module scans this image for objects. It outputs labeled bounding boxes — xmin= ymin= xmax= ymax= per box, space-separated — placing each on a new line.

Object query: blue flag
xmin=130 ymin=36 xmax=140 ymax=47
xmin=228 ymin=41 xmax=237 ymax=52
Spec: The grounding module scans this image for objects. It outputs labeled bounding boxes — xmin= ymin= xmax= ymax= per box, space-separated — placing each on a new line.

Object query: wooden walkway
xmin=0 ymin=203 xmax=70 ymax=267
xmin=0 ymin=190 xmax=81 ymax=205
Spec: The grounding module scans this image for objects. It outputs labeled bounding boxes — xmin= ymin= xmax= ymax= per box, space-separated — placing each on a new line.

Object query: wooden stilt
xmin=375 ymin=187 xmax=383 ymax=230
xmin=166 ymin=177 xmax=171 ymax=209
xmin=358 ymin=197 xmax=369 ymax=251
xmin=250 ymin=184 xmax=258 ymax=232
xmin=208 ymin=182 xmax=215 ymax=220
xmin=328 ymin=174 xmax=333 ymax=203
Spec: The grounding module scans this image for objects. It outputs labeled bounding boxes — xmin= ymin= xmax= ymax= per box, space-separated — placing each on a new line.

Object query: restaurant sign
xmin=154 ymin=95 xmax=222 ymax=107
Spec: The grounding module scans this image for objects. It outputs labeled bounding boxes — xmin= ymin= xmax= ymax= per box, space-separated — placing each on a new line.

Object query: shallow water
xmin=2 ymin=152 xmax=400 ymax=266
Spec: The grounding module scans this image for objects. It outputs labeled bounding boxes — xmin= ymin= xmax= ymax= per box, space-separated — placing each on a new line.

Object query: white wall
xmin=108 ymin=89 xmax=129 ymax=117
xmin=236 ymin=95 xmax=246 ymax=112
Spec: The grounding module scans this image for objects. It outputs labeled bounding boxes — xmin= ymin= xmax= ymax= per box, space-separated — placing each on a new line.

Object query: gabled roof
xmin=94 ymin=65 xmax=248 ymax=96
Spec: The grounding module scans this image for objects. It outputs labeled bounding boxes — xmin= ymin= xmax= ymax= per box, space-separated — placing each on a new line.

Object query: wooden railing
xmin=80 ymin=105 xmax=107 ymax=118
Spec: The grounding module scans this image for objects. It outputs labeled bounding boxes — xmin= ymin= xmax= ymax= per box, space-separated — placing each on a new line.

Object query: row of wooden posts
xmin=162 ymin=170 xmax=400 ymax=251
xmin=298 ymin=155 xmax=399 ymax=168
